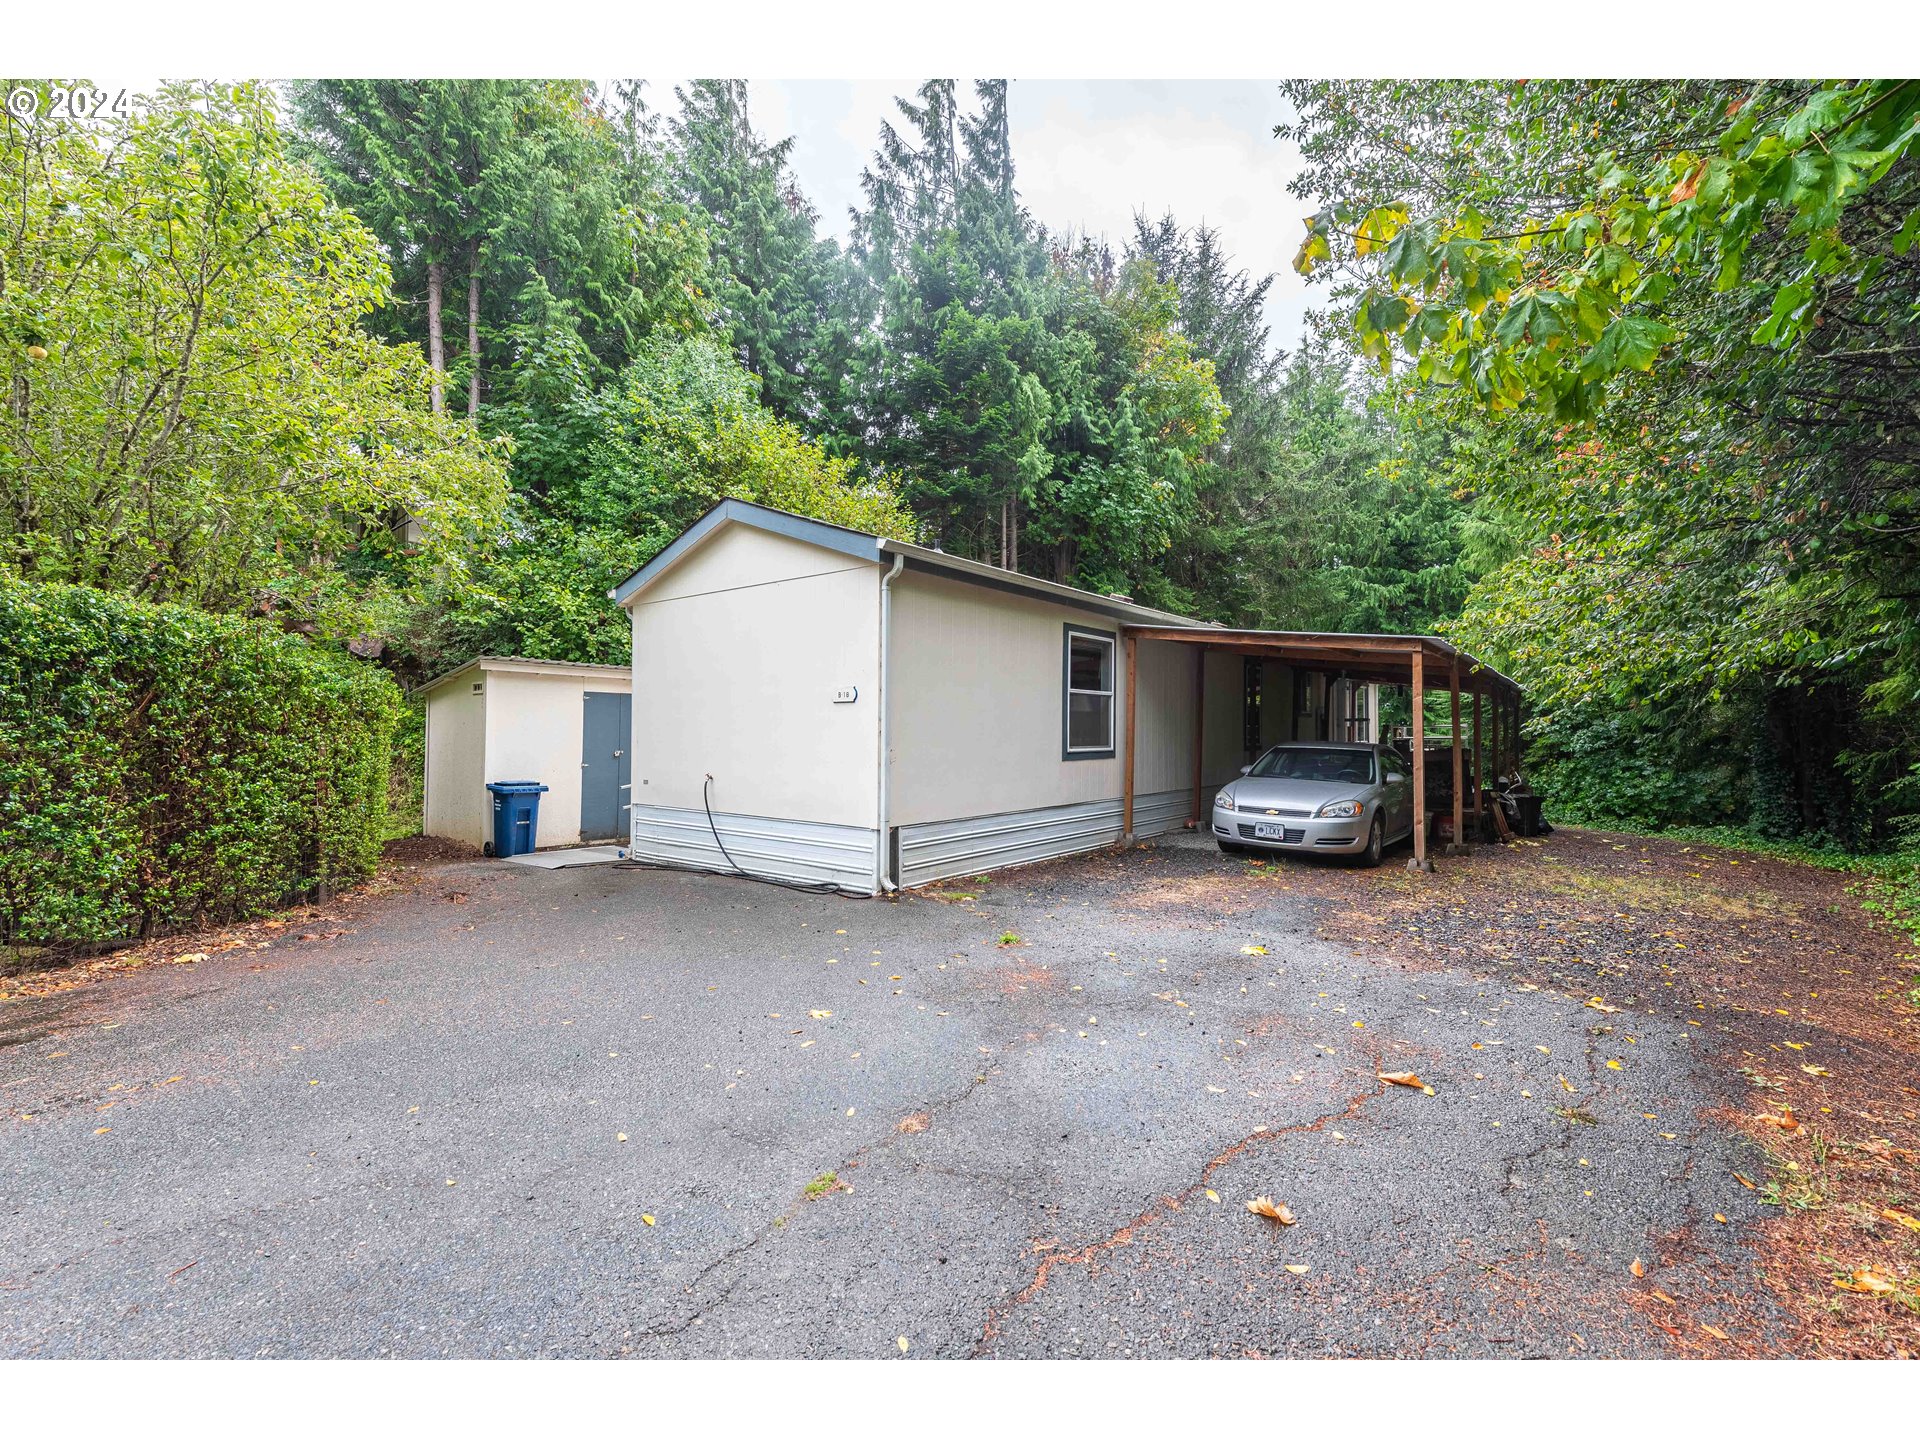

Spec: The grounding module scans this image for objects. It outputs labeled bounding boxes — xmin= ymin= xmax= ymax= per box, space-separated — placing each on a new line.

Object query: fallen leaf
xmin=1205 ymin=1190 xmax=1220 ymax=1204
xmin=1881 ymin=1208 xmax=1920 ymax=1233
xmin=1799 ymin=1064 xmax=1830 ymax=1077
xmin=617 ymin=1133 xmax=628 ymax=1142
xmin=896 ymin=1336 xmax=910 ymax=1353
xmin=1834 ymin=1268 xmax=1896 ymax=1294
xmin=1753 ymin=1110 xmax=1801 ymax=1132
xmin=1246 ymin=1197 xmax=1296 ymax=1224
xmin=1733 ymin=1173 xmax=1756 ymax=1189
xmin=642 ymin=1213 xmax=656 ymax=1226
xmin=1284 ymin=1263 xmax=1310 ymax=1275
xmin=1378 ymin=1071 xmax=1425 ymax=1089
xmin=1585 ymin=997 xmax=1619 ymax=1014
xmin=1700 ymin=1323 xmax=1729 ymax=1341
xmin=1714 ymin=1213 xmax=1728 ymax=1223
xmin=1240 ymin=945 xmax=1268 ymax=955
xmin=93 ymin=1126 xmax=110 ymax=1135
xmin=1650 ymin=1289 xmax=1676 ymax=1304
xmin=810 ymin=1009 xmax=834 ymax=1019
xmin=1630 ymin=1258 xmax=1646 ymax=1278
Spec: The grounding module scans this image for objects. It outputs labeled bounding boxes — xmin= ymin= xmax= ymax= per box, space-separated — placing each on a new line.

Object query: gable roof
xmin=609 ymin=500 xmax=882 ymax=607
xmin=412 ymin=655 xmax=633 ymax=699
xmin=609 ymin=499 xmax=1205 ymax=628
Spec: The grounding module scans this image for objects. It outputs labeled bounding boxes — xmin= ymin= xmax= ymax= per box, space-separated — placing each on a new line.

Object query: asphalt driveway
xmin=1 ymin=836 xmax=1781 ymax=1357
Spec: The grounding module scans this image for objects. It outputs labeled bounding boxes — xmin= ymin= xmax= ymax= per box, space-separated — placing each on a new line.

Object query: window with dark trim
xmin=1063 ymin=626 xmax=1116 ymax=759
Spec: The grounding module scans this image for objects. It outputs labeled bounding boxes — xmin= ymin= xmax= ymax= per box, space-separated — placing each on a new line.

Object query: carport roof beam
xmin=1119 ymin=626 xmax=1520 ymax=700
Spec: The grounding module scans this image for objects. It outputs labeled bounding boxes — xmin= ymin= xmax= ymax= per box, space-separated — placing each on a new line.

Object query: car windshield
xmin=1248 ymin=747 xmax=1375 ymax=785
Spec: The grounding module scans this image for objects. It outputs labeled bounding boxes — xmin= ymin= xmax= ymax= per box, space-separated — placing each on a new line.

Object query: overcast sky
xmin=653 ymin=79 xmax=1317 ymax=356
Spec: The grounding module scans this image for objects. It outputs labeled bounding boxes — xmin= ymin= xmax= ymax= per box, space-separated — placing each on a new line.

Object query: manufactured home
xmin=610 ymin=500 xmax=1521 ymax=894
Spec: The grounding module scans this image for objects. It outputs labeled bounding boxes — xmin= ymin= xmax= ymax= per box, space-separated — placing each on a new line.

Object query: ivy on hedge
xmin=0 ymin=577 xmax=400 ymax=946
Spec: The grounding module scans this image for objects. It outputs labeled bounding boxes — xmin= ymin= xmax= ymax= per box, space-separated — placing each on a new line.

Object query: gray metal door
xmin=581 ymin=692 xmax=632 ymax=841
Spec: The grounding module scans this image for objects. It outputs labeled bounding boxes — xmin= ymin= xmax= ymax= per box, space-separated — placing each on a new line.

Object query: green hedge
xmin=0 ymin=577 xmax=401 ymax=947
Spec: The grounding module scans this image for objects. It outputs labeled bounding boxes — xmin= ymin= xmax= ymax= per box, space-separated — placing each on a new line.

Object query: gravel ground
xmin=1 ymin=831 xmax=1794 ymax=1357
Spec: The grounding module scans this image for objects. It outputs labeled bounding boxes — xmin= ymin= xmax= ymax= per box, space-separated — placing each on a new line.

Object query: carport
xmin=1117 ymin=629 xmax=1523 ymax=870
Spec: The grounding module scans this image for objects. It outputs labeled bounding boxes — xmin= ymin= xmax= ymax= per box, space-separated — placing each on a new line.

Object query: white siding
xmin=423 ymin=684 xmax=487 ymax=848
xmin=423 ymin=662 xmax=630 ymax=851
xmin=628 ymin=523 xmax=881 ymax=830
xmin=483 ymin=671 xmax=630 ymax=849
xmin=886 ymin=572 xmax=1254 ymax=834
xmin=889 ymin=571 xmax=1130 ymax=826
xmin=1133 ymin=637 xmax=1201 ymax=795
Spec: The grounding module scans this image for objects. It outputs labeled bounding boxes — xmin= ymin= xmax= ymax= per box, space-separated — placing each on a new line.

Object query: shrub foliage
xmin=0 ymin=578 xmax=400 ymax=947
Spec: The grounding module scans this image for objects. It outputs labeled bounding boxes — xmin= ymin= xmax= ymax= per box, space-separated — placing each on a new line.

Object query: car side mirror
xmin=1385 ymin=772 xmax=1405 ymax=785
xmin=1239 ymin=765 xmax=1252 ymax=775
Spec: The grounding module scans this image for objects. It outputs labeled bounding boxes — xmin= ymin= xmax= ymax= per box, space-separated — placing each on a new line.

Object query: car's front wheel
xmin=1359 ymin=815 xmax=1385 ymax=868
xmin=1217 ymin=840 xmax=1247 ymax=856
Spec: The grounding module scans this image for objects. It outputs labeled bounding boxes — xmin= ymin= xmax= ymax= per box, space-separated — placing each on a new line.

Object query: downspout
xmin=876 ymin=551 xmax=906 ymax=895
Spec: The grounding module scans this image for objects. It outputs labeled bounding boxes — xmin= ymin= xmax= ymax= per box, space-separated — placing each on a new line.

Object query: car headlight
xmin=1213 ymin=790 xmax=1235 ymax=809
xmin=1316 ymin=799 xmax=1363 ymax=819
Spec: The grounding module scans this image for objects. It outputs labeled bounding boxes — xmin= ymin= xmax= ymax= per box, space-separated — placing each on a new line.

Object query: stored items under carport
xmin=485 ymin=781 xmax=548 ymax=857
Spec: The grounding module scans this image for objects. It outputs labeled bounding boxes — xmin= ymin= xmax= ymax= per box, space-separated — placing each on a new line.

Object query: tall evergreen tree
xmin=667 ymin=80 xmax=844 ymax=422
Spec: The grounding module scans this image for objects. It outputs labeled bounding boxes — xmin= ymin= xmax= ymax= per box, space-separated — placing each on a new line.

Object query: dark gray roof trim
xmin=611 ymin=498 xmax=1200 ymax=627
xmin=891 ymin=554 xmax=1182 ymax=626
xmin=610 ymin=499 xmax=884 ymax=606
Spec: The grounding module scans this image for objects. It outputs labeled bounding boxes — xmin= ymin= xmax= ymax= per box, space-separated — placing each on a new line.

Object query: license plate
xmin=1254 ymin=822 xmax=1284 ymax=839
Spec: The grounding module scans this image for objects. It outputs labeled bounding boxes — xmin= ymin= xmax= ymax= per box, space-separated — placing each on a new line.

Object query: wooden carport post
xmin=1472 ymin=686 xmax=1484 ymax=836
xmin=1407 ymin=648 xmax=1432 ymax=872
xmin=1489 ymin=689 xmax=1501 ymax=785
xmin=1447 ymin=655 xmax=1466 ymax=854
xmin=1122 ymin=632 xmax=1138 ymax=842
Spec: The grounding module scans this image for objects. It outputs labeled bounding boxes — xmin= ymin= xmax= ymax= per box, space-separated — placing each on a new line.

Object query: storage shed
xmin=610 ymin=500 xmax=1521 ymax=893
xmin=416 ymin=657 xmax=634 ymax=852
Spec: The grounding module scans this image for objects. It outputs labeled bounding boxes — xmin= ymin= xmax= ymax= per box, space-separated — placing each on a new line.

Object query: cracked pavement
xmin=0 ymin=834 xmax=1782 ymax=1357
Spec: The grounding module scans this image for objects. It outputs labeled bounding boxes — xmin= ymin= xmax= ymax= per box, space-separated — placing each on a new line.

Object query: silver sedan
xmin=1208 ymin=742 xmax=1417 ymax=867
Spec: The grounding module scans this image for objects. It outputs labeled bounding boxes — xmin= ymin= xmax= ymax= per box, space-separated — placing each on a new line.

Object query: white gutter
xmin=875 ymin=552 xmax=906 ymax=894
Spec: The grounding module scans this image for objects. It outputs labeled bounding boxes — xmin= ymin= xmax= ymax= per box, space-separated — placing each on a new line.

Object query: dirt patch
xmin=992 ymin=960 xmax=1064 ymax=996
xmin=1253 ymin=826 xmax=1920 ymax=1357
xmin=382 ymin=833 xmax=482 ymax=865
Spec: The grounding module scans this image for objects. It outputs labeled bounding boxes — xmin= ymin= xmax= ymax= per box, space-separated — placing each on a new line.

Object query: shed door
xmin=581 ymin=691 xmax=632 ymax=841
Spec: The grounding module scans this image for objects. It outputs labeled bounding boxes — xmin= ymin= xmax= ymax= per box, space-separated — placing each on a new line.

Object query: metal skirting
xmin=896 ymin=789 xmax=1190 ymax=890
xmin=629 ymin=805 xmax=878 ymax=892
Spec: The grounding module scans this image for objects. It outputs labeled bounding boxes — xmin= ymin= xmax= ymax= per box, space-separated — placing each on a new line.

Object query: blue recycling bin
xmin=485 ymin=781 xmax=549 ymax=857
